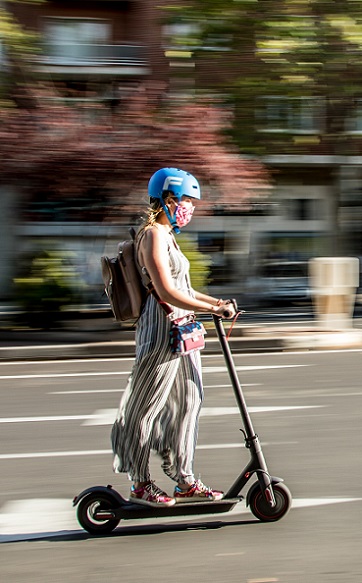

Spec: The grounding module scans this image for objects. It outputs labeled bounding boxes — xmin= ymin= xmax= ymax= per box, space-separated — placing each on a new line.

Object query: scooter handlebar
xmin=222 ymin=308 xmax=234 ymax=319
xmin=221 ymin=299 xmax=239 ymax=319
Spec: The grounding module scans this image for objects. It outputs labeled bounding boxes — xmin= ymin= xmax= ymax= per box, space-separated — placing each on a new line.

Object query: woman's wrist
xmin=208 ymin=299 xmax=223 ymax=313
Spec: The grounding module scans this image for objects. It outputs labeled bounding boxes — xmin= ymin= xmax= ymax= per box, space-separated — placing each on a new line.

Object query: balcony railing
xmin=33 ymin=43 xmax=149 ymax=72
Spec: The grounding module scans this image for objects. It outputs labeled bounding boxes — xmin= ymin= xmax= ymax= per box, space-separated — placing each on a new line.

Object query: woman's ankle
xmin=177 ymin=483 xmax=192 ymax=491
xmin=134 ymin=481 xmax=150 ymax=490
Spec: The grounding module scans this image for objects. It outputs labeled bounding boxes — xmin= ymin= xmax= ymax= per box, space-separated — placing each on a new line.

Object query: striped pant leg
xmin=112 ymin=353 xmax=182 ymax=482
xmin=160 ymin=350 xmax=203 ymax=484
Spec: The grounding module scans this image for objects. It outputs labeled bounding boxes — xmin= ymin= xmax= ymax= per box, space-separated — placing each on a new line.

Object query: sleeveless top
xmin=135 ymin=225 xmax=195 ymax=362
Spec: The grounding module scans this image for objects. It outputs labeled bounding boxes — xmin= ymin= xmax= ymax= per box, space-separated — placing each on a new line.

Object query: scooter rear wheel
xmin=77 ymin=492 xmax=120 ymax=534
xmin=249 ymin=483 xmax=292 ymax=522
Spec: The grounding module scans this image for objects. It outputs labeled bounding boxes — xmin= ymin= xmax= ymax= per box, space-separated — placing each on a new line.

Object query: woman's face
xmin=180 ymin=195 xmax=195 ymax=206
xmin=173 ymin=196 xmax=196 ymax=228
xmin=167 ymin=195 xmax=194 ymax=211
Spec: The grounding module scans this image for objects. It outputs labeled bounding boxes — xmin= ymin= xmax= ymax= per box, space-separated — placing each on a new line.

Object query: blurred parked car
xmin=245 ymin=260 xmax=311 ymax=307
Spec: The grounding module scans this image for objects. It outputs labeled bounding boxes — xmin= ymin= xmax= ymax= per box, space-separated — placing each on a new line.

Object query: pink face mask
xmin=175 ymin=204 xmax=195 ymax=228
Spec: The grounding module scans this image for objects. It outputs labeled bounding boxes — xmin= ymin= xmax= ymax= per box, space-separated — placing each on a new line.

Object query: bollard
xmin=309 ymin=257 xmax=360 ymax=329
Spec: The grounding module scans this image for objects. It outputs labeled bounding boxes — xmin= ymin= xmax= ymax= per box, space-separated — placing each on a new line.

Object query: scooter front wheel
xmin=249 ymin=483 xmax=292 ymax=522
xmin=77 ymin=492 xmax=120 ymax=534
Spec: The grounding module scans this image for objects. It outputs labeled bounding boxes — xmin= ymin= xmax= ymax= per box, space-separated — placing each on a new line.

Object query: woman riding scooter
xmin=111 ymin=167 xmax=236 ymax=507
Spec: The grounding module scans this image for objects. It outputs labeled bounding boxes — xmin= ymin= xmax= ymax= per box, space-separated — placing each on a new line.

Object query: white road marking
xmin=82 ymin=405 xmax=325 ymax=426
xmin=249 ymin=348 xmax=362 ymax=356
xmin=0 ymin=449 xmax=112 ymax=460
xmin=0 ymin=496 xmax=361 ymax=543
xmin=0 ymin=355 xmax=137 ymax=367
xmin=0 ymin=364 xmax=310 ymax=381
xmin=247 ymin=579 xmax=278 ymax=583
xmin=50 ymin=388 xmax=126 ymax=395
xmin=0 ymin=441 xmax=299 ymax=461
xmin=204 ymin=365 xmax=310 ymax=373
xmin=0 ymin=498 xmax=79 ymax=539
xmin=0 ymin=415 xmax=96 ymax=424
xmin=215 ymin=551 xmax=245 ymax=557
xmin=0 ymin=404 xmax=324 ymax=426
xmin=0 ymin=357 xmax=136 ymax=366
xmin=0 ymin=371 xmax=131 ymax=380
xmin=200 ymin=405 xmax=324 ymax=417
xmin=0 ymin=348 xmax=360 ymax=369
xmin=48 ymin=384 xmax=260 ymax=395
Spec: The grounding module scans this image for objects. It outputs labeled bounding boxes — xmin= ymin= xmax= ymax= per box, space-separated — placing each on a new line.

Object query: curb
xmin=0 ymin=328 xmax=361 ymax=361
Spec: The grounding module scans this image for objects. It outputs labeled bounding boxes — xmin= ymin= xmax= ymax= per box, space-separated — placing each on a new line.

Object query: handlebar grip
xmin=222 ymin=308 xmax=233 ymax=319
xmin=222 ymin=298 xmax=238 ymax=319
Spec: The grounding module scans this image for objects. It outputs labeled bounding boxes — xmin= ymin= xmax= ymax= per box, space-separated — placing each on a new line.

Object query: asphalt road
xmin=1 ymin=348 xmax=362 ymax=582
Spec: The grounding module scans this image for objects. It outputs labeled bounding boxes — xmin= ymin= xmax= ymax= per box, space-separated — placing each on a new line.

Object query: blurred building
xmin=2 ymin=1 xmax=361 ymax=305
xmin=9 ymin=0 xmax=167 ymax=82
xmin=1 ymin=0 xmax=170 ymax=302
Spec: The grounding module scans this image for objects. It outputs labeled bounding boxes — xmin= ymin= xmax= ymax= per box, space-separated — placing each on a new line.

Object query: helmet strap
xmin=161 ymin=200 xmax=180 ymax=234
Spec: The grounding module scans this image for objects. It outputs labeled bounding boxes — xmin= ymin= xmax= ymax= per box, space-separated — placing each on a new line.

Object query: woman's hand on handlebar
xmin=213 ymin=299 xmax=237 ymax=319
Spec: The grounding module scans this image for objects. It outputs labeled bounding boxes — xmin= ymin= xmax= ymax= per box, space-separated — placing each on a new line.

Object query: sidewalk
xmin=1 ymin=314 xmax=362 ymax=361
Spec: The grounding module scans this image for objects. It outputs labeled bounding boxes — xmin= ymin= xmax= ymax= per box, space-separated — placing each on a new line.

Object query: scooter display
xmin=73 ymin=307 xmax=292 ymax=534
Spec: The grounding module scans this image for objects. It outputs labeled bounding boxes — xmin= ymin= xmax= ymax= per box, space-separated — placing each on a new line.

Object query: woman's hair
xmin=145 ymin=198 xmax=164 ymax=226
xmin=138 ymin=191 xmax=175 ymax=235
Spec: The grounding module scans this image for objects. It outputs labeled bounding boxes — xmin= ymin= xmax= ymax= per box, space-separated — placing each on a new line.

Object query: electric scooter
xmin=73 ymin=306 xmax=292 ymax=534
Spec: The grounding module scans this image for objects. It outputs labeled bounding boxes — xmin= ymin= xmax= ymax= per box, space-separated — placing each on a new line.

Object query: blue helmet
xmin=148 ymin=167 xmax=201 ymax=201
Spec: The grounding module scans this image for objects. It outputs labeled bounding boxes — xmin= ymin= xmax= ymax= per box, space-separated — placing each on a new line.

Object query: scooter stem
xmin=212 ymin=314 xmax=255 ymax=438
xmin=213 ymin=313 xmax=276 ymax=507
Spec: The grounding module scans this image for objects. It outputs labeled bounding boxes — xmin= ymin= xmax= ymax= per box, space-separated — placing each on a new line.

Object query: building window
xmin=43 ymin=17 xmax=111 ymax=45
xmin=345 ymin=100 xmax=362 ymax=133
xmin=286 ymin=198 xmax=322 ymax=221
xmin=257 ymin=96 xmax=324 ymax=134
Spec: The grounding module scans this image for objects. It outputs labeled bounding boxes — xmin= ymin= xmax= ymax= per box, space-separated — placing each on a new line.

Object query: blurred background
xmin=1 ymin=0 xmax=362 ymax=328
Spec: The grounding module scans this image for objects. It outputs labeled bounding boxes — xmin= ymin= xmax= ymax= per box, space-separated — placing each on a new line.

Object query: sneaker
xmin=174 ymin=479 xmax=224 ymax=503
xmin=130 ymin=482 xmax=176 ymax=508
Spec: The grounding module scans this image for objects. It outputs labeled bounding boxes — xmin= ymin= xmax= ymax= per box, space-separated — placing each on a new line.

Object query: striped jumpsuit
xmin=111 ymin=230 xmax=203 ymax=484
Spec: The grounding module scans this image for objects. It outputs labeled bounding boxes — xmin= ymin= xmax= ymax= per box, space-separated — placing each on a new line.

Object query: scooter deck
xmin=115 ymin=497 xmax=243 ymax=520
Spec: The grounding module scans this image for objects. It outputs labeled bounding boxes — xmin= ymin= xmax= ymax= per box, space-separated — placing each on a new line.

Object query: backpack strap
xmin=131 ymin=227 xmax=174 ymax=318
xmin=130 ymin=227 xmax=151 ymax=288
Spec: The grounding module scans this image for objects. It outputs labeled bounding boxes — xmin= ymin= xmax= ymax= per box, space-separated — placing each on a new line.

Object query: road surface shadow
xmin=1 ymin=517 xmax=262 ymax=544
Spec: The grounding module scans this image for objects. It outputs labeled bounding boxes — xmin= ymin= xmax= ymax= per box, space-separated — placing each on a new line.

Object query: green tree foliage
xmin=0 ymin=1 xmax=44 ymax=103
xmin=13 ymin=247 xmax=86 ymax=328
xmin=163 ymin=0 xmax=362 ymax=154
xmin=0 ymin=1 xmax=44 ymax=53
xmin=177 ymin=233 xmax=211 ymax=291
